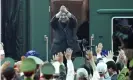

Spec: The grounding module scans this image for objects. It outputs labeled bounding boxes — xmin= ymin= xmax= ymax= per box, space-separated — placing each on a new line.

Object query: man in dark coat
xmin=50 ymin=5 xmax=81 ymax=57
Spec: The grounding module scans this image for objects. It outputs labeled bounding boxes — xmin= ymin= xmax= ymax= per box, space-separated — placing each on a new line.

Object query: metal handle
xmin=44 ymin=35 xmax=48 ymax=61
xmin=90 ymin=34 xmax=94 ymax=51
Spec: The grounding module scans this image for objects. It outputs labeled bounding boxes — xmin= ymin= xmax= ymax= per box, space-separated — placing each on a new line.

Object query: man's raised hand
xmin=64 ymin=48 xmax=73 ymax=60
xmin=60 ymin=5 xmax=68 ymax=13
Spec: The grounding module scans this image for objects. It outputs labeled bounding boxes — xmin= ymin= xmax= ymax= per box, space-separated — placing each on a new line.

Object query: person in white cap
xmin=76 ymin=68 xmax=89 ymax=80
xmin=96 ymin=61 xmax=111 ymax=80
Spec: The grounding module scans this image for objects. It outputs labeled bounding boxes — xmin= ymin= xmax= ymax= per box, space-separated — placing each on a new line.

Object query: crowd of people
xmin=0 ymin=42 xmax=133 ymax=80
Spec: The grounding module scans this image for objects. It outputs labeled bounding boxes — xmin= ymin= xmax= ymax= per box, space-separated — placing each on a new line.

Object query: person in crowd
xmin=106 ymin=61 xmax=117 ymax=80
xmin=76 ymin=68 xmax=89 ymax=80
xmin=26 ymin=50 xmax=44 ymax=80
xmin=117 ymin=49 xmax=129 ymax=80
xmin=96 ymin=61 xmax=111 ymax=80
xmin=2 ymin=67 xmax=21 ymax=80
xmin=1 ymin=57 xmax=15 ymax=73
xmin=64 ymin=48 xmax=75 ymax=80
xmin=20 ymin=58 xmax=37 ymax=80
xmin=116 ymin=62 xmax=124 ymax=74
xmin=27 ymin=56 xmax=43 ymax=80
xmin=1 ymin=57 xmax=21 ymax=80
xmin=51 ymin=52 xmax=66 ymax=80
xmin=1 ymin=42 xmax=133 ymax=80
xmin=40 ymin=62 xmax=56 ymax=80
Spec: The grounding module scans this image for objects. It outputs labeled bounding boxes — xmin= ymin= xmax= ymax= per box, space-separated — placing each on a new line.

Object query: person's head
xmin=27 ymin=56 xmax=44 ymax=70
xmin=73 ymin=57 xmax=86 ymax=70
xmin=76 ymin=68 xmax=90 ymax=80
xmin=116 ymin=62 xmax=124 ymax=74
xmin=2 ymin=67 xmax=16 ymax=80
xmin=0 ymin=50 xmax=5 ymax=60
xmin=41 ymin=62 xmax=55 ymax=80
xmin=20 ymin=58 xmax=37 ymax=77
xmin=97 ymin=62 xmax=107 ymax=78
xmin=106 ymin=61 xmax=117 ymax=76
xmin=59 ymin=12 xmax=69 ymax=23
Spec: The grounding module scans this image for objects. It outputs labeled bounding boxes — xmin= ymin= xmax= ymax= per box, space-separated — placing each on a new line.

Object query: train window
xmin=112 ymin=17 xmax=133 ymax=55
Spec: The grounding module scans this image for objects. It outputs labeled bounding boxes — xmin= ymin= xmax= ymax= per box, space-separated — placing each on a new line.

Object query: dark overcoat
xmin=50 ymin=14 xmax=81 ymax=55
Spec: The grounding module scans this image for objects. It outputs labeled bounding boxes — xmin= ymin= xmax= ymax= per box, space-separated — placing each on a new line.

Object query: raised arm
xmin=65 ymin=48 xmax=75 ymax=80
xmin=69 ymin=14 xmax=77 ymax=28
xmin=50 ymin=15 xmax=59 ymax=29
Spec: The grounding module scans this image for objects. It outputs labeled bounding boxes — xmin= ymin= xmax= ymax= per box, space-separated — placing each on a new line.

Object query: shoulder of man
xmin=117 ymin=68 xmax=129 ymax=80
xmin=111 ymin=74 xmax=117 ymax=80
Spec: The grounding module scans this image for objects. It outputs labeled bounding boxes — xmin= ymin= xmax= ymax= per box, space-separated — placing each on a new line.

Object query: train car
xmin=1 ymin=0 xmax=133 ymax=60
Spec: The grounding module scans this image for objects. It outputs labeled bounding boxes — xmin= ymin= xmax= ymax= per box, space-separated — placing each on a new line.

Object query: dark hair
xmin=43 ymin=74 xmax=53 ymax=79
xmin=23 ymin=71 xmax=34 ymax=77
xmin=116 ymin=62 xmax=124 ymax=74
xmin=106 ymin=61 xmax=117 ymax=71
xmin=2 ymin=67 xmax=15 ymax=80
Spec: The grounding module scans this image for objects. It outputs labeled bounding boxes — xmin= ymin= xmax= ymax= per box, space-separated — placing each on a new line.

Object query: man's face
xmin=59 ymin=12 xmax=69 ymax=23
xmin=107 ymin=68 xmax=113 ymax=76
xmin=0 ymin=54 xmax=5 ymax=60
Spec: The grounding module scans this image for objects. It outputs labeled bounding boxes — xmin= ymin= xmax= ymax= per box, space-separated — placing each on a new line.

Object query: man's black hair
xmin=43 ymin=74 xmax=53 ymax=79
xmin=23 ymin=71 xmax=34 ymax=77
xmin=116 ymin=62 xmax=124 ymax=74
xmin=116 ymin=62 xmax=124 ymax=71
xmin=106 ymin=61 xmax=117 ymax=71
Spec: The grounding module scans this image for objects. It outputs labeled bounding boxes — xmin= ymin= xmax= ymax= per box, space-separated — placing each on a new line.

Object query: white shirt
xmin=66 ymin=60 xmax=74 ymax=80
